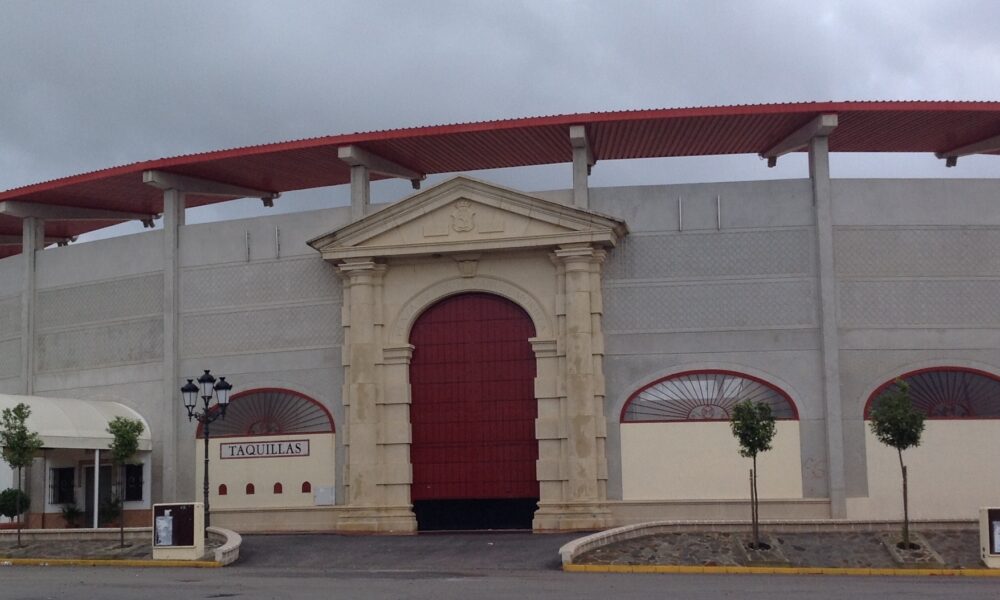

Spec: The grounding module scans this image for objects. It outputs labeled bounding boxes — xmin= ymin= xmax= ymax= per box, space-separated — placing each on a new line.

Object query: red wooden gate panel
xmin=409 ymin=293 xmax=538 ymax=501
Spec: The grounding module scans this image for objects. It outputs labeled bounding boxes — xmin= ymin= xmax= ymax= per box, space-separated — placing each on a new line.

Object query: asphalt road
xmin=3 ymin=533 xmax=999 ymax=599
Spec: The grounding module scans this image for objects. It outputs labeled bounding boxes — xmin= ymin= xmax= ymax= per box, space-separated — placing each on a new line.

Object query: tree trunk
xmin=752 ymin=456 xmax=760 ymax=549
xmin=16 ymin=466 xmax=22 ymax=547
xmin=899 ymin=449 xmax=909 ymax=547
xmin=119 ymin=463 xmax=125 ymax=548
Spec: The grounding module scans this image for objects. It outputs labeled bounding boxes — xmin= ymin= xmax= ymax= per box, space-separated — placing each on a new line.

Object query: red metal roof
xmin=2 ymin=100 xmax=999 ymax=257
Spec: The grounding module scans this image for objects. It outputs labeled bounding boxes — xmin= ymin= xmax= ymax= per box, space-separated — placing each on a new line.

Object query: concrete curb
xmin=208 ymin=526 xmax=241 ymax=565
xmin=0 ymin=557 xmax=220 ymax=568
xmin=0 ymin=527 xmax=241 ymax=568
xmin=563 ymin=564 xmax=1000 ymax=577
xmin=558 ymin=519 xmax=977 ymax=567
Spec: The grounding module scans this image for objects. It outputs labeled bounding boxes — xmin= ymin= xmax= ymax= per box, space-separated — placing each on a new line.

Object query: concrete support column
xmin=20 ymin=217 xmax=43 ymax=395
xmin=350 ymin=165 xmax=370 ymax=222
xmin=535 ymin=243 xmax=610 ymax=530
xmin=160 ymin=189 xmax=184 ymax=502
xmin=810 ymin=136 xmax=847 ymax=518
xmin=570 ymin=125 xmax=592 ymax=209
xmin=336 ymin=258 xmax=415 ymax=532
xmin=92 ymin=449 xmax=100 ymax=528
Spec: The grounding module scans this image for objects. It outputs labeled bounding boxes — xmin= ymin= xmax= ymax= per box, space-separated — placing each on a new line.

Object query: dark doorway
xmin=413 ymin=499 xmax=538 ymax=531
xmin=84 ymin=465 xmax=113 ymax=527
xmin=409 ymin=293 xmax=539 ymax=531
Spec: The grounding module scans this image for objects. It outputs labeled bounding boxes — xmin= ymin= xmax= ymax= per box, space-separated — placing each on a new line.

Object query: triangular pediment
xmin=308 ymin=176 xmax=627 ymax=261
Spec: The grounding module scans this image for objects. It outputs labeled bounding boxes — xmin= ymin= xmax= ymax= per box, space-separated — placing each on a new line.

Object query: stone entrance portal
xmin=309 ymin=176 xmax=626 ymax=532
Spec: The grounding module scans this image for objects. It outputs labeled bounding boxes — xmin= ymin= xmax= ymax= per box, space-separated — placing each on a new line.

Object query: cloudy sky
xmin=2 ymin=0 xmax=999 ymax=240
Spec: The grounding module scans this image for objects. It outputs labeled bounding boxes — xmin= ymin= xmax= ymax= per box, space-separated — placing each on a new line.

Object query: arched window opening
xmin=218 ymin=484 xmax=228 ymax=496
xmin=197 ymin=388 xmax=335 ymax=438
xmin=864 ymin=367 xmax=1000 ymax=419
xmin=301 ymin=481 xmax=312 ymax=493
xmin=246 ymin=483 xmax=255 ymax=495
xmin=621 ymin=370 xmax=798 ymax=422
xmin=273 ymin=482 xmax=283 ymax=494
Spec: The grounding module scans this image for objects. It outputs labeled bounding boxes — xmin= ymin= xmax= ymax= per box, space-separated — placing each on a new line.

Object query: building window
xmin=621 ymin=370 xmax=799 ymax=422
xmin=50 ymin=467 xmax=75 ymax=504
xmin=246 ymin=483 xmax=255 ymax=495
xmin=301 ymin=481 xmax=311 ymax=493
xmin=218 ymin=484 xmax=228 ymax=496
xmin=273 ymin=482 xmax=283 ymax=494
xmin=864 ymin=367 xmax=1000 ymax=419
xmin=124 ymin=464 xmax=143 ymax=502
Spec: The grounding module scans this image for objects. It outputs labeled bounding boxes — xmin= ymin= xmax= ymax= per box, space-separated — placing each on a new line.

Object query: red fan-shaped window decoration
xmin=246 ymin=483 xmax=255 ymax=495
xmin=218 ymin=484 xmax=228 ymax=496
xmin=273 ymin=482 xmax=283 ymax=494
xmin=622 ymin=370 xmax=798 ymax=422
xmin=301 ymin=481 xmax=311 ymax=493
xmin=864 ymin=367 xmax=1000 ymax=419
xmin=197 ymin=388 xmax=335 ymax=438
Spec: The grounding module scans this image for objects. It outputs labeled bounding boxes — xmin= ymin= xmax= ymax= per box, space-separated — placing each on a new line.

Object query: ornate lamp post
xmin=181 ymin=370 xmax=232 ymax=529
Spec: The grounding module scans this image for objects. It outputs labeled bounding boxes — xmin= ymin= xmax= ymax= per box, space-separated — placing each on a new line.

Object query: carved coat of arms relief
xmin=450 ymin=200 xmax=476 ymax=233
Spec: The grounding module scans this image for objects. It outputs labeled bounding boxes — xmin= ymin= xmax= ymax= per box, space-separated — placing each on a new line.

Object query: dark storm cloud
xmin=1 ymin=0 xmax=998 ymax=239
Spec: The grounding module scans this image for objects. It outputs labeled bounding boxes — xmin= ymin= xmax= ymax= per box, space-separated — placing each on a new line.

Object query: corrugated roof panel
xmin=2 ymin=101 xmax=999 ymax=256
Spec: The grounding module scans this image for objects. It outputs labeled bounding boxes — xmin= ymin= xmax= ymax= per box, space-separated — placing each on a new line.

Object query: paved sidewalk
xmin=575 ymin=529 xmax=983 ymax=569
xmin=238 ymin=532 xmax=581 ymax=572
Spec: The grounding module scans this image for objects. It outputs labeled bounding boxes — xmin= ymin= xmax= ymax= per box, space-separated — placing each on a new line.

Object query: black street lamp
xmin=181 ymin=370 xmax=232 ymax=529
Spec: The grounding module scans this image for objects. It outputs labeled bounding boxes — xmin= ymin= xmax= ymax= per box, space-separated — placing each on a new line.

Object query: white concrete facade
xmin=2 ymin=175 xmax=1000 ymax=531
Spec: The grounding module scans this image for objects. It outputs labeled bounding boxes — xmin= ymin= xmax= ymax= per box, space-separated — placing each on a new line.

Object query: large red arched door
xmin=409 ymin=293 xmax=538 ymax=530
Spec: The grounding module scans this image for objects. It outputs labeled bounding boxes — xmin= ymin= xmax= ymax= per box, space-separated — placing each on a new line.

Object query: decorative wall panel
xmin=181 ymin=304 xmax=341 ymax=357
xmin=181 ymin=258 xmax=341 ymax=311
xmin=840 ymin=280 xmax=1000 ymax=328
xmin=604 ymin=229 xmax=815 ymax=281
xmin=0 ymin=296 xmax=20 ymax=340
xmin=0 ymin=339 xmax=19 ymax=380
xmin=35 ymin=318 xmax=164 ymax=372
xmin=836 ymin=228 xmax=1000 ymax=277
xmin=603 ymin=280 xmax=817 ymax=332
xmin=36 ymin=274 xmax=163 ymax=331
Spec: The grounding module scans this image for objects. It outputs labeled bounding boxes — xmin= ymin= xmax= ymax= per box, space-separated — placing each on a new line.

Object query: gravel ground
xmin=575 ymin=529 xmax=984 ymax=569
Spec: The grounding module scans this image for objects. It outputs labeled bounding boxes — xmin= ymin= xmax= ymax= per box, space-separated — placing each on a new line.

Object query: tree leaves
xmin=1 ymin=403 xmax=44 ymax=470
xmin=730 ymin=400 xmax=776 ymax=458
xmin=869 ymin=380 xmax=924 ymax=452
xmin=107 ymin=416 xmax=144 ymax=465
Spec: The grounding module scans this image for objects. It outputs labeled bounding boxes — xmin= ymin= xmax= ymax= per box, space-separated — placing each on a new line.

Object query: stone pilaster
xmin=534 ymin=243 xmax=611 ymax=530
xmin=336 ymin=258 xmax=415 ymax=532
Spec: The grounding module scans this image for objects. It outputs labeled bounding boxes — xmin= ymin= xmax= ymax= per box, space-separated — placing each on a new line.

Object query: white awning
xmin=0 ymin=393 xmax=152 ymax=451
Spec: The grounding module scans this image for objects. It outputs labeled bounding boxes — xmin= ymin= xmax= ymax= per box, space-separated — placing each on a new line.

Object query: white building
xmin=1 ymin=102 xmax=999 ymax=532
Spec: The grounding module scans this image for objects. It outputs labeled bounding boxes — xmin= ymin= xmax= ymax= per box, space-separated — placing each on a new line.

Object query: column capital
xmin=337 ymin=258 xmax=387 ymax=278
xmin=552 ymin=244 xmax=605 ymax=270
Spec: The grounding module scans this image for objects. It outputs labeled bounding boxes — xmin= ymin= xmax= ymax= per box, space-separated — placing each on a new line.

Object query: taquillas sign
xmin=220 ymin=440 xmax=310 ymax=459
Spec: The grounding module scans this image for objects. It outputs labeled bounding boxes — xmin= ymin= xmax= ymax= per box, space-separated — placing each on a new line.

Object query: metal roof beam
xmin=338 ymin=145 xmax=425 ymax=190
xmin=936 ymin=132 xmax=1000 ymax=167
xmin=0 ymin=234 xmax=76 ymax=245
xmin=143 ymin=170 xmax=280 ymax=207
xmin=0 ymin=201 xmax=157 ymax=223
xmin=760 ymin=114 xmax=839 ymax=167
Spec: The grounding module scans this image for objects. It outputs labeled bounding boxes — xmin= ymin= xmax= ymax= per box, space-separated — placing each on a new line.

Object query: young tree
xmin=868 ymin=380 xmax=924 ymax=548
xmin=1 ymin=403 xmax=44 ymax=546
xmin=107 ymin=416 xmax=145 ymax=548
xmin=730 ymin=400 xmax=777 ymax=549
